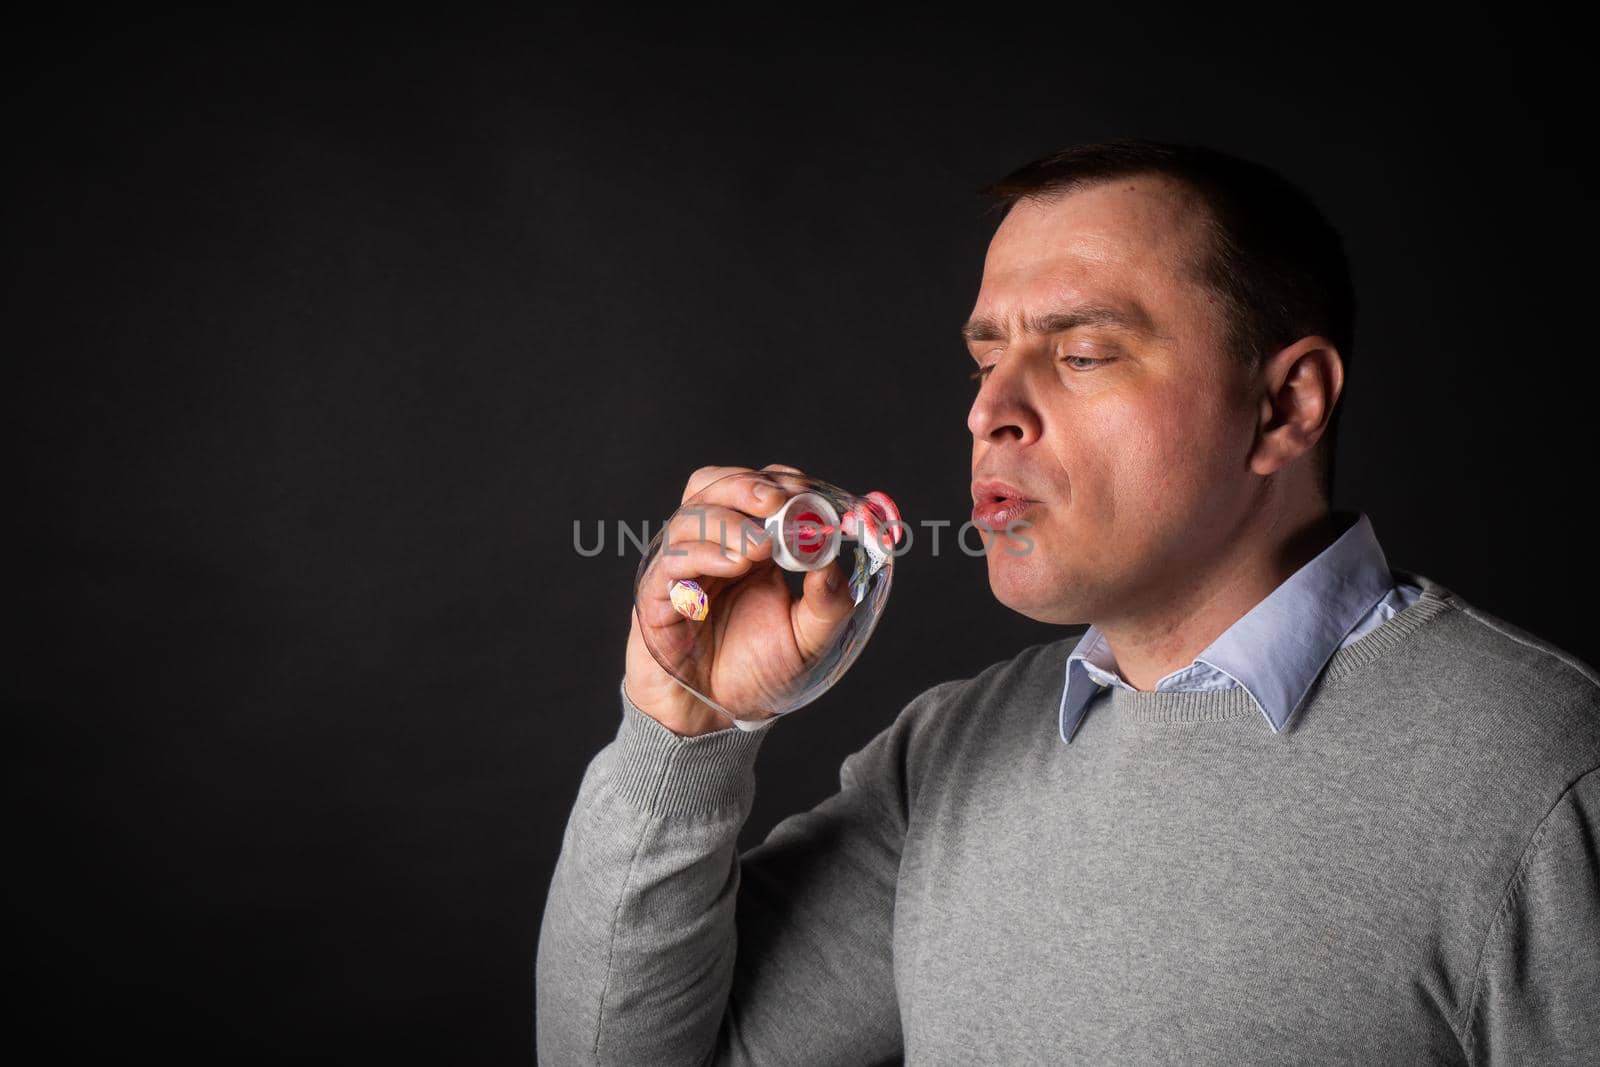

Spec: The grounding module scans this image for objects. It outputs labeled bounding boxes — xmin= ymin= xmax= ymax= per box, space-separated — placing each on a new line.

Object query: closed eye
xmin=971 ymin=354 xmax=1112 ymax=384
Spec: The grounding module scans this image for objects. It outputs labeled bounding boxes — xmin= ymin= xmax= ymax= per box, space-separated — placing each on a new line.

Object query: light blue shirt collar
xmin=1059 ymin=510 xmax=1397 ymax=744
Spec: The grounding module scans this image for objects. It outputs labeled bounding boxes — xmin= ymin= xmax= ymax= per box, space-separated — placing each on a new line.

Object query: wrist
xmin=622 ymin=677 xmax=731 ymax=738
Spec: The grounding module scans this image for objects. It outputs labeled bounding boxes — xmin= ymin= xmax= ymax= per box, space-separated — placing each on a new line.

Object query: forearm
xmin=536 ymin=681 xmax=771 ymax=1066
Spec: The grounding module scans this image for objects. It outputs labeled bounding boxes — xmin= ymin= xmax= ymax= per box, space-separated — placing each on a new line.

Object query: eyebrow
xmin=960 ymin=302 xmax=1157 ymax=344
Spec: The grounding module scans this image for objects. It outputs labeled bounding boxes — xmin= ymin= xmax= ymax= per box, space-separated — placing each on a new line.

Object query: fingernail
xmin=826 ymin=568 xmax=841 ymax=592
xmin=753 ymin=481 xmax=777 ymax=502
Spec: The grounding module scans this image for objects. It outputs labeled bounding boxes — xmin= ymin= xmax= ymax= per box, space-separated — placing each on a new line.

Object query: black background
xmin=9 ymin=5 xmax=1594 ymax=1062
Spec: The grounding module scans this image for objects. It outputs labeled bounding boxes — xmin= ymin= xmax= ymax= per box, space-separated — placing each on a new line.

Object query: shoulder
xmin=1420 ymin=575 xmax=1600 ymax=713
xmin=1399 ymin=571 xmax=1600 ymax=784
xmin=860 ymin=635 xmax=1074 ymax=797
xmin=893 ymin=634 xmax=1074 ymax=732
xmin=1441 ymin=586 xmax=1600 ymax=693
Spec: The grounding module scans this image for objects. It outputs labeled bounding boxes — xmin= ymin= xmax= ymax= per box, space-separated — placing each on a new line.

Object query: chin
xmin=985 ymin=550 xmax=1079 ymax=625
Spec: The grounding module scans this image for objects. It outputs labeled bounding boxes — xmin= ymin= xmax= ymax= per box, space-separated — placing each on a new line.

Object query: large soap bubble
xmin=633 ymin=470 xmax=901 ymax=730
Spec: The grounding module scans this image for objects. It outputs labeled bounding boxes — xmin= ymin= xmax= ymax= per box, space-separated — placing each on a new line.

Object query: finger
xmin=680 ymin=465 xmax=791 ymax=519
xmin=655 ymin=539 xmax=751 ymax=584
xmin=755 ymin=464 xmax=808 ymax=500
xmin=665 ymin=505 xmax=774 ymax=564
xmin=636 ymin=540 xmax=751 ymax=627
xmin=791 ymin=560 xmax=856 ymax=661
xmin=680 ymin=465 xmax=767 ymax=504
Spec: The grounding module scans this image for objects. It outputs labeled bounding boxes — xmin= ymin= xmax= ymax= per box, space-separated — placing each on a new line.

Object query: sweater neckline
xmin=1101 ymin=567 xmax=1457 ymax=725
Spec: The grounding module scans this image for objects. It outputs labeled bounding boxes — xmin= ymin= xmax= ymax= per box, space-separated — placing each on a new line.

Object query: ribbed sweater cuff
xmin=602 ymin=678 xmax=772 ymax=817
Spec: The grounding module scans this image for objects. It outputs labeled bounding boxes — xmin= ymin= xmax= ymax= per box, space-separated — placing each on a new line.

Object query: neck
xmin=1096 ymin=501 xmax=1346 ymax=692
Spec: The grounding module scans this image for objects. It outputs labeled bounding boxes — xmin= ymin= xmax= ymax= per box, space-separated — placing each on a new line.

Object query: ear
xmin=1248 ymin=335 xmax=1344 ymax=478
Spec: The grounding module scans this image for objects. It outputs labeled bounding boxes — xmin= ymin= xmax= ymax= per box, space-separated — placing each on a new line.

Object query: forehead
xmin=969 ymin=176 xmax=1211 ymax=334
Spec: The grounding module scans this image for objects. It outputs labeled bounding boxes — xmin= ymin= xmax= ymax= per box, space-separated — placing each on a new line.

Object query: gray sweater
xmin=536 ymin=573 xmax=1600 ymax=1064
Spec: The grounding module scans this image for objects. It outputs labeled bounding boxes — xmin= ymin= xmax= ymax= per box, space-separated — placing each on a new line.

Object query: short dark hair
xmin=977 ymin=139 xmax=1353 ymax=504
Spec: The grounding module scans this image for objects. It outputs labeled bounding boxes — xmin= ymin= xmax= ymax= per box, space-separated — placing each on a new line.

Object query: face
xmin=965 ymin=176 xmax=1261 ymax=624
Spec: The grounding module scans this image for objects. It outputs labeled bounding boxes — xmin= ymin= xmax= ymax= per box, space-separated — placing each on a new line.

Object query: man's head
xmin=966 ymin=139 xmax=1351 ymax=624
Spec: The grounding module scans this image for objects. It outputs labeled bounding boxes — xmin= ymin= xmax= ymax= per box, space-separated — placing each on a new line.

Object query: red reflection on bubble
xmin=793 ymin=511 xmax=827 ymax=554
xmin=776 ymin=491 xmax=903 ymax=557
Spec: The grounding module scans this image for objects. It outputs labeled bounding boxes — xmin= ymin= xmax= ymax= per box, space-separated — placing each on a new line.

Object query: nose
xmin=966 ymin=351 xmax=1041 ymax=445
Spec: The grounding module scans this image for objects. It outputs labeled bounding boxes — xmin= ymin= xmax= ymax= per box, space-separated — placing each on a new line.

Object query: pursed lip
xmin=970 ymin=478 xmax=1044 ymax=532
xmin=970 ymin=479 xmax=1040 ymax=506
xmin=972 ymin=500 xmax=1036 ymax=534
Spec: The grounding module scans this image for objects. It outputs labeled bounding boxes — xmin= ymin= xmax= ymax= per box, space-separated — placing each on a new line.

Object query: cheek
xmin=1096 ymin=390 xmax=1225 ymax=505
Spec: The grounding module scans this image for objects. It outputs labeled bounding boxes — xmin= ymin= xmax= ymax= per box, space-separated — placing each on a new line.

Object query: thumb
xmin=791 ymin=561 xmax=856 ymax=661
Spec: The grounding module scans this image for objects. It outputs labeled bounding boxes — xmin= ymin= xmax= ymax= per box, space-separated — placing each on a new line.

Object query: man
xmin=536 ymin=141 xmax=1600 ymax=1064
